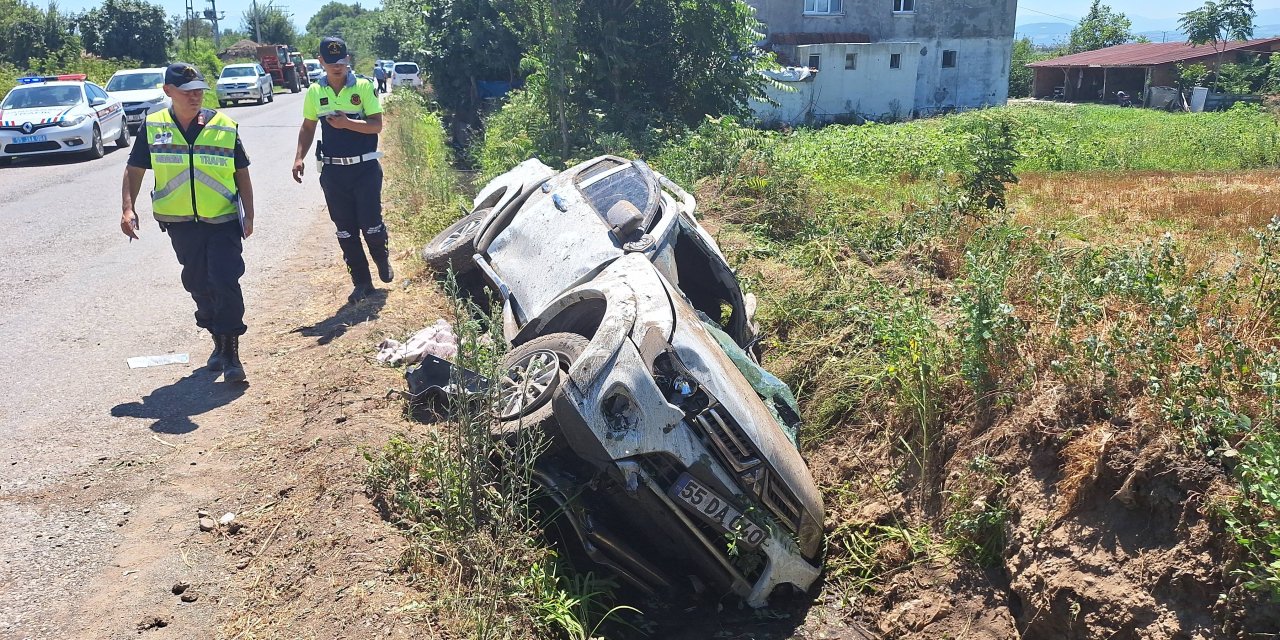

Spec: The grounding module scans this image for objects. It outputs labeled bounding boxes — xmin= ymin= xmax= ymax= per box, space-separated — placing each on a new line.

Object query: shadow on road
xmin=110 ymin=369 xmax=247 ymax=434
xmin=291 ymin=289 xmax=387 ymax=345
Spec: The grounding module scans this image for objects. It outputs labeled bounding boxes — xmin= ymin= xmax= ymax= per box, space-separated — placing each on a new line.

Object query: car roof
xmin=11 ymin=80 xmax=88 ymax=89
xmin=223 ymin=63 xmax=258 ymax=68
xmin=111 ymin=68 xmax=166 ymax=75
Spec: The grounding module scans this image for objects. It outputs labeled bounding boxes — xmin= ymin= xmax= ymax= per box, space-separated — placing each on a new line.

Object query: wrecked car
xmin=422 ymin=155 xmax=824 ymax=607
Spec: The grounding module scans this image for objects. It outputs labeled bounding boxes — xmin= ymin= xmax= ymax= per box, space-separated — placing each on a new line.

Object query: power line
xmin=1020 ymin=6 xmax=1080 ymax=23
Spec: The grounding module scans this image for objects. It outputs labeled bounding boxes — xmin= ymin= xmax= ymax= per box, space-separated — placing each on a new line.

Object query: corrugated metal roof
xmin=1027 ymin=37 xmax=1280 ymax=68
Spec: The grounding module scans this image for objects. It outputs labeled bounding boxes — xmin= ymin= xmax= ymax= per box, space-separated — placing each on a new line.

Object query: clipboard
xmin=236 ymin=195 xmax=247 ymax=239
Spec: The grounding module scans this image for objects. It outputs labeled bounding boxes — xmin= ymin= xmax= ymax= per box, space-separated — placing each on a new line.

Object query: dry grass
xmin=1010 ymin=170 xmax=1280 ymax=249
xmin=1056 ymin=424 xmax=1114 ymax=517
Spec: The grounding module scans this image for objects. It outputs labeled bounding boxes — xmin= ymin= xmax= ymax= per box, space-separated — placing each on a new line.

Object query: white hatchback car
xmin=105 ymin=67 xmax=171 ymax=134
xmin=215 ymin=63 xmax=274 ymax=107
xmin=304 ymin=58 xmax=323 ymax=84
xmin=390 ymin=62 xmax=422 ymax=88
xmin=0 ymin=74 xmax=130 ymax=164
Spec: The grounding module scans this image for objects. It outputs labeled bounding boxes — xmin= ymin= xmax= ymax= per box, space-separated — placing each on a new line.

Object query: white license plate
xmin=230 ymin=92 xmax=247 ymax=97
xmin=126 ymin=114 xmax=143 ymax=122
xmin=669 ymin=473 xmax=767 ymax=548
xmin=14 ymin=134 xmax=48 ymax=144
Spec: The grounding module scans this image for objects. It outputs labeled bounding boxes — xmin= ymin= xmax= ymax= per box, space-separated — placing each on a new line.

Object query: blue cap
xmin=165 ymin=62 xmax=209 ymax=90
xmin=320 ymin=37 xmax=349 ymax=64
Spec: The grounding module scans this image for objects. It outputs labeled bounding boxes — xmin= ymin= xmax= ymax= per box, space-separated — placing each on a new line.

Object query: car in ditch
xmin=422 ymin=156 xmax=824 ymax=607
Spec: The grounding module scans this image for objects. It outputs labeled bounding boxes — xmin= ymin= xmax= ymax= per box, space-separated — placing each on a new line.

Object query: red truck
xmin=256 ymin=44 xmax=302 ymax=93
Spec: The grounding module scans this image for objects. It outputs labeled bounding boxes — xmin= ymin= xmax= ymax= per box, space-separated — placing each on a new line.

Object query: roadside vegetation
xmin=376 ymin=87 xmax=1280 ymax=636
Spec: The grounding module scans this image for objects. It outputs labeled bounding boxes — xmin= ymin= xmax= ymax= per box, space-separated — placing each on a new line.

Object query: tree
xmin=241 ymin=1 xmax=298 ymax=45
xmin=307 ymin=1 xmax=365 ymax=36
xmin=0 ymin=0 xmax=48 ymax=67
xmin=79 ymin=0 xmax=170 ymax=64
xmin=1068 ymin=1 xmax=1132 ymax=54
xmin=1179 ymin=0 xmax=1256 ymax=90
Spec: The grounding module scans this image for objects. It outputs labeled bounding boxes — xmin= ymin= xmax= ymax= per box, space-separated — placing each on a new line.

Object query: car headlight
xmin=58 ymin=115 xmax=88 ymax=127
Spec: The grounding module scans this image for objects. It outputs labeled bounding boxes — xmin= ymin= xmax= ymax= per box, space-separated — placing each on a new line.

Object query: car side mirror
xmin=90 ymin=97 xmax=107 ymax=106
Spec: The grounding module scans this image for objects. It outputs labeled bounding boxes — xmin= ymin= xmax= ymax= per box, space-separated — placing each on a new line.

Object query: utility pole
xmin=203 ymin=0 xmax=225 ymax=49
xmin=251 ymin=0 xmax=262 ymax=43
xmin=184 ymin=0 xmax=194 ymax=55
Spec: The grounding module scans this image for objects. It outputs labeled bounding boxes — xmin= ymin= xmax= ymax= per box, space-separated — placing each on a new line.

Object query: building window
xmin=804 ymin=0 xmax=842 ymax=14
xmin=893 ymin=0 xmax=915 ymax=12
xmin=808 ymin=54 xmax=821 ymax=70
xmin=942 ymin=50 xmax=957 ymax=68
xmin=890 ymin=53 xmax=902 ymax=69
xmin=845 ymin=52 xmax=858 ymax=70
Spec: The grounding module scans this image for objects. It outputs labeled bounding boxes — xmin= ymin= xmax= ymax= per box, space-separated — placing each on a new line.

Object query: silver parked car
xmin=215 ymin=63 xmax=274 ymax=107
xmin=422 ymin=156 xmax=824 ymax=607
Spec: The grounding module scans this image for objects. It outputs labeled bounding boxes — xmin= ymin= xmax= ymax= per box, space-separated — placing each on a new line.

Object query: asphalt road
xmin=0 ymin=91 xmax=333 ymax=638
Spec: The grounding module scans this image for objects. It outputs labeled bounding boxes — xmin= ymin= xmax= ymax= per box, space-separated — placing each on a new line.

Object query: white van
xmin=390 ymin=62 xmax=422 ymax=88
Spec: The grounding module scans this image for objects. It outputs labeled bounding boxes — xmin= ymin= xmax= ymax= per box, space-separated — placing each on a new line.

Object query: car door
xmin=256 ymin=65 xmax=269 ymax=93
xmin=87 ymin=83 xmax=122 ymax=139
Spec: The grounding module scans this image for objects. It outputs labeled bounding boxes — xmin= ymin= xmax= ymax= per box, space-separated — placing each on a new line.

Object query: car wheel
xmin=218 ymin=100 xmax=228 ymax=108
xmin=421 ymin=207 xmax=489 ymax=275
xmin=493 ymin=332 xmax=589 ymax=437
xmin=268 ymin=87 xmax=275 ymax=102
xmin=0 ymin=157 xmax=12 ymax=166
xmin=85 ymin=125 xmax=104 ymax=159
xmin=115 ymin=122 xmax=130 ymax=148
xmin=257 ymin=91 xmax=265 ymax=105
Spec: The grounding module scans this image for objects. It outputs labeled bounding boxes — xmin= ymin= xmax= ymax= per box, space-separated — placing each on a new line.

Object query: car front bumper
xmin=0 ymin=119 xmax=97 ymax=158
xmin=216 ymin=86 xmax=262 ymax=101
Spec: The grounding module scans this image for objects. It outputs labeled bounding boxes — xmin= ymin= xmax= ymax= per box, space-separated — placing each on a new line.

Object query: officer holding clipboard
xmin=120 ymin=62 xmax=254 ymax=383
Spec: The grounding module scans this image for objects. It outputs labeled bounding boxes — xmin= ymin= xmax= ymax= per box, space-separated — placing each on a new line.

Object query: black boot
xmin=206 ymin=334 xmax=225 ymax=372
xmin=347 ymin=281 xmax=376 ymax=304
xmin=375 ymin=258 xmax=394 ymax=284
xmin=222 ymin=335 xmax=246 ymax=383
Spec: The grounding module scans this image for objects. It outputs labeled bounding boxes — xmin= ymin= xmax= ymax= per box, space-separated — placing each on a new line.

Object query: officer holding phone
xmin=291 ymin=36 xmax=391 ymax=305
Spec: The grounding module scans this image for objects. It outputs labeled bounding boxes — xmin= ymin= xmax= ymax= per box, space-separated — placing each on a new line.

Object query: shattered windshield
xmin=580 ymin=165 xmax=653 ymax=223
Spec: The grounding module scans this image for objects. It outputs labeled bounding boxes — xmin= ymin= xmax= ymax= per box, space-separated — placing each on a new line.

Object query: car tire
xmin=421 ymin=208 xmax=489 ymax=275
xmin=219 ymin=100 xmax=229 ymax=108
xmin=85 ymin=125 xmax=104 ymax=160
xmin=257 ymin=91 xmax=265 ymax=105
xmin=115 ymin=122 xmax=130 ymax=148
xmin=0 ymin=157 xmax=12 ymax=166
xmin=268 ymin=86 xmax=275 ymax=103
xmin=492 ymin=332 xmax=589 ymax=438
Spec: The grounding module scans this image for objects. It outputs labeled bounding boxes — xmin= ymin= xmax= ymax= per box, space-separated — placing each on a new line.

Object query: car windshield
xmin=580 ymin=165 xmax=653 ymax=223
xmin=1 ymin=85 xmax=82 ymax=109
xmin=221 ymin=67 xmax=257 ymax=78
xmin=305 ymin=61 xmax=320 ymax=71
xmin=394 ymin=63 xmax=418 ymax=74
xmin=106 ymin=72 xmax=163 ymax=92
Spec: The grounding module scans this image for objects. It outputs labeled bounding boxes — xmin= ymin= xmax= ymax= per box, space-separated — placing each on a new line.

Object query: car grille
xmin=4 ymin=141 xmax=60 ymax=153
xmin=689 ymin=404 xmax=803 ymax=535
xmin=636 ymin=453 xmax=683 ymax=488
xmin=695 ymin=405 xmax=760 ymax=471
xmin=0 ymin=122 xmax=58 ymax=133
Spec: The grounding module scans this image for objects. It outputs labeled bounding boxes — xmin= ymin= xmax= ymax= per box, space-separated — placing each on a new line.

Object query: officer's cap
xmin=164 ymin=62 xmax=209 ymax=91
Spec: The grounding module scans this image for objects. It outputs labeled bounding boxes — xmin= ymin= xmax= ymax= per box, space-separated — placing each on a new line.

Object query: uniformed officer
xmin=120 ymin=62 xmax=254 ymax=383
xmin=291 ymin=36 xmax=391 ymax=304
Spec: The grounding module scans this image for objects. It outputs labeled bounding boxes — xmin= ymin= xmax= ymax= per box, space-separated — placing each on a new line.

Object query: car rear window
xmin=394 ymin=63 xmax=418 ymax=74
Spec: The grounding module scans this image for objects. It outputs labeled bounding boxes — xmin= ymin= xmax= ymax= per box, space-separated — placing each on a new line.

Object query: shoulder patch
xmin=351 ymin=94 xmax=361 ymax=106
xmin=320 ymin=97 xmax=329 ymax=106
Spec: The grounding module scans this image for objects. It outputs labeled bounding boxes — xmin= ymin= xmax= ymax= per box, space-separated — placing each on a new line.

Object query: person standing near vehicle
xmin=373 ymin=63 xmax=387 ymax=95
xmin=120 ymin=62 xmax=254 ymax=382
xmin=291 ymin=36 xmax=392 ymax=304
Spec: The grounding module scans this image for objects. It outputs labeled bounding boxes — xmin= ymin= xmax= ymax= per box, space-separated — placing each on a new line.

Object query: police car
xmin=0 ymin=74 xmax=129 ymax=164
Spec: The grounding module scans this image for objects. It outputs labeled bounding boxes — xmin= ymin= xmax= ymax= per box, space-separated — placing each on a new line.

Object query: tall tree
xmin=79 ymin=0 xmax=170 ymax=64
xmin=307 ymin=1 xmax=365 ymax=36
xmin=241 ymin=1 xmax=298 ymax=45
xmin=1068 ymin=0 xmax=1132 ymax=53
xmin=1180 ymin=0 xmax=1256 ymax=90
xmin=0 ymin=0 xmax=48 ymax=67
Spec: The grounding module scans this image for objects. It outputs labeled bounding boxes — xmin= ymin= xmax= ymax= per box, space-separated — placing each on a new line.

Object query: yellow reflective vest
xmin=145 ymin=109 xmax=240 ymax=223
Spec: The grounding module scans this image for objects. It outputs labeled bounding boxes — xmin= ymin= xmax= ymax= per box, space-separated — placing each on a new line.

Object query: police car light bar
xmin=17 ymin=74 xmax=88 ymax=84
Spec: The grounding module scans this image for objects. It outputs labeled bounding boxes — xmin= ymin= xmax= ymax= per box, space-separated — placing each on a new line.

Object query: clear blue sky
xmin=1020 ymin=0 xmax=1280 ymax=24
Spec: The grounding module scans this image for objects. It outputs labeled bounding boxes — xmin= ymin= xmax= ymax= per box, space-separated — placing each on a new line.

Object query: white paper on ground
xmin=127 ymin=353 xmax=191 ymax=369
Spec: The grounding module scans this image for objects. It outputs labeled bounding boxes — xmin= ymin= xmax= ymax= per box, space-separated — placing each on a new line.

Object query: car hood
xmin=108 ymin=89 xmax=165 ymax=103
xmin=0 ymin=105 xmax=83 ymax=126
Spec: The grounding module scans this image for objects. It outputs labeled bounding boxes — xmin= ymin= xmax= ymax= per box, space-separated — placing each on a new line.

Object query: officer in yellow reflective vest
xmin=120 ymin=62 xmax=256 ymax=383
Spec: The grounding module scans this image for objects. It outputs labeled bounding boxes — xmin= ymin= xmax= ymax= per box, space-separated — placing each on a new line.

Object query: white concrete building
xmin=745 ymin=0 xmax=1018 ymax=123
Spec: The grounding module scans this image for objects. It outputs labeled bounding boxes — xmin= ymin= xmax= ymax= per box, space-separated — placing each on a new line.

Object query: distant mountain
xmin=1015 ymin=8 xmax=1280 ymax=47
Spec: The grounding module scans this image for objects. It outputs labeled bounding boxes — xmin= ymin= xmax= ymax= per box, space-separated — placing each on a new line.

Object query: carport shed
xmin=1026 ymin=38 xmax=1280 ymax=103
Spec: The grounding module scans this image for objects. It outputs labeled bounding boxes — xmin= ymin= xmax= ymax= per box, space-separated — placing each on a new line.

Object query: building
xmin=1026 ymin=38 xmax=1280 ymax=104
xmin=744 ymin=0 xmax=1018 ymax=123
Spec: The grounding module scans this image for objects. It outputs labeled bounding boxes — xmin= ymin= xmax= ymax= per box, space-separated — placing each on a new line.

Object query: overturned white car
xmin=423 ymin=156 xmax=824 ymax=607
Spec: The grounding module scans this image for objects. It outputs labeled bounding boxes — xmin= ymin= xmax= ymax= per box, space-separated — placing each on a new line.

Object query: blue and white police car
xmin=0 ymin=74 xmax=130 ymax=165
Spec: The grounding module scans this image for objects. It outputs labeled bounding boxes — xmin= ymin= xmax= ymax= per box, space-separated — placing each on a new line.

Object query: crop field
xmin=376 ymin=97 xmax=1280 ymax=638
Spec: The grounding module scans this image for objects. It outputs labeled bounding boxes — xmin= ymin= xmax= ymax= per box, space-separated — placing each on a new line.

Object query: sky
xmin=1019 ymin=0 xmax=1280 ymax=24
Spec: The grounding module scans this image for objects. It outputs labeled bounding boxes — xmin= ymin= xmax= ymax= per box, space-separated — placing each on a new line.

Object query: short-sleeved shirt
xmin=303 ymin=72 xmax=381 ymax=158
xmin=127 ymin=108 xmax=250 ymax=170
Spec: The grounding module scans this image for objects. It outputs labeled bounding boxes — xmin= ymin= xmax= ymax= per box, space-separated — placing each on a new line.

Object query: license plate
xmin=126 ymin=114 xmax=143 ymax=122
xmin=14 ymin=134 xmax=47 ymax=144
xmin=669 ymin=473 xmax=767 ymax=548
xmin=229 ymin=92 xmax=247 ymax=97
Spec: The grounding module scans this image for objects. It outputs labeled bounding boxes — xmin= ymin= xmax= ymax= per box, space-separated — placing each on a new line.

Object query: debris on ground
xmin=126 ymin=353 xmax=190 ymax=369
xmin=375 ymin=319 xmax=457 ymax=365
